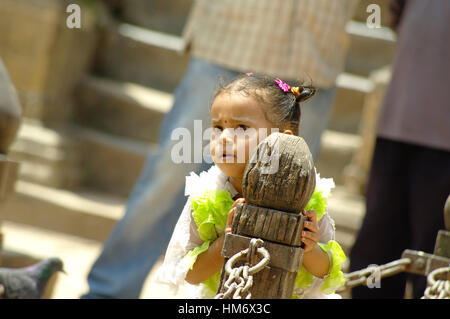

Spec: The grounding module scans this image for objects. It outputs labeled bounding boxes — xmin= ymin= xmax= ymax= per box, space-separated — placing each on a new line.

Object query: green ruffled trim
xmin=184 ymin=241 xmax=211 ymax=270
xmin=182 ymin=189 xmax=234 ymax=291
xmin=294 ymin=176 xmax=335 ymax=294
xmin=191 ymin=189 xmax=234 ymax=242
xmin=304 ymin=189 xmax=328 ymax=221
xmin=318 ymin=240 xmax=346 ymax=294
xmin=293 ymin=240 xmax=346 ymax=296
xmin=202 ymin=271 xmax=221 ymax=298
xmin=295 ymin=265 xmax=315 ymax=289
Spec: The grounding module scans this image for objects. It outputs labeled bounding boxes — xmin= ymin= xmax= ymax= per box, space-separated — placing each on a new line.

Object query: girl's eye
xmin=237 ymin=124 xmax=249 ymax=131
xmin=213 ymin=125 xmax=223 ymax=132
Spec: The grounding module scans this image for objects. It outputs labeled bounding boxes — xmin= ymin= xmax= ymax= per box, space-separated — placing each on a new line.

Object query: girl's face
xmin=210 ymin=92 xmax=282 ymax=180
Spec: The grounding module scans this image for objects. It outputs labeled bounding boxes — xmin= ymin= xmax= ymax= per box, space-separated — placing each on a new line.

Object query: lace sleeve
xmin=154 ymin=197 xmax=202 ymax=293
xmin=318 ymin=213 xmax=336 ymax=243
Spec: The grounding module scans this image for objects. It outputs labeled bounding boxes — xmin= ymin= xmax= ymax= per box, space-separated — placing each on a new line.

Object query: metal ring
xmin=248 ymin=247 xmax=270 ymax=274
xmin=427 ymin=266 xmax=450 ymax=287
xmin=225 ymin=246 xmax=270 ymax=275
xmin=225 ymin=249 xmax=248 ymax=274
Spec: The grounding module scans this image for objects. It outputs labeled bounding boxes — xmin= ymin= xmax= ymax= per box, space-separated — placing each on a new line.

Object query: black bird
xmin=0 ymin=257 xmax=65 ymax=299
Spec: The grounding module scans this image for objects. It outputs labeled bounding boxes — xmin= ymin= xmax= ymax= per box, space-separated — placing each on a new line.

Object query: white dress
xmin=155 ymin=165 xmax=342 ymax=299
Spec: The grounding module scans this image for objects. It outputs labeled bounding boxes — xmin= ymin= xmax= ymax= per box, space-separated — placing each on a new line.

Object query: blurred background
xmin=0 ymin=0 xmax=397 ymax=298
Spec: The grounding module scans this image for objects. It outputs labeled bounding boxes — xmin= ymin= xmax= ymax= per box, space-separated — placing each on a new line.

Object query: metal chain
xmin=336 ymin=258 xmax=412 ymax=292
xmin=422 ymin=266 xmax=450 ymax=299
xmin=215 ymin=239 xmax=449 ymax=298
xmin=215 ymin=238 xmax=270 ymax=299
xmin=337 ymin=257 xmax=450 ymax=298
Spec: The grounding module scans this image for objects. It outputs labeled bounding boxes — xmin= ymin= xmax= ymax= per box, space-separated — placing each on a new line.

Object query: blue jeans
xmin=82 ymin=57 xmax=336 ymax=298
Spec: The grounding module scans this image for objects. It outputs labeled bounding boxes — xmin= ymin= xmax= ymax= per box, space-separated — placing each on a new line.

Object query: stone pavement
xmin=1 ymin=220 xmax=187 ymax=299
xmin=2 ymin=220 xmax=352 ymax=299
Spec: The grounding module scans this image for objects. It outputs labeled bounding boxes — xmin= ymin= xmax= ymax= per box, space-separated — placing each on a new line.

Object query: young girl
xmin=156 ymin=74 xmax=346 ymax=299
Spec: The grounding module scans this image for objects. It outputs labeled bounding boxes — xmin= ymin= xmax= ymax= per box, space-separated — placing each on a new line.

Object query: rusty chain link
xmin=215 ymin=238 xmax=270 ymax=299
xmin=336 ymin=258 xmax=412 ymax=293
xmin=422 ymin=266 xmax=450 ymax=299
xmin=337 ymin=257 xmax=450 ymax=298
xmin=214 ymin=239 xmax=449 ymax=298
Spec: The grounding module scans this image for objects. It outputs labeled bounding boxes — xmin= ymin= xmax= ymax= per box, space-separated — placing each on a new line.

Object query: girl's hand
xmin=301 ymin=210 xmax=320 ymax=253
xmin=225 ymin=198 xmax=246 ymax=234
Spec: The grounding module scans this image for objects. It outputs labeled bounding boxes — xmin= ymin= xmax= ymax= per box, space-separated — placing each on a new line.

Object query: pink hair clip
xmin=246 ymin=72 xmax=253 ymax=76
xmin=275 ymin=78 xmax=291 ymax=92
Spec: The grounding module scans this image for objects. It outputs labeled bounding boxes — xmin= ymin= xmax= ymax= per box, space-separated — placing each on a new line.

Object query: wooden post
xmin=217 ymin=133 xmax=316 ymax=299
xmin=0 ymin=58 xmax=22 ymax=265
xmin=433 ymin=195 xmax=450 ymax=259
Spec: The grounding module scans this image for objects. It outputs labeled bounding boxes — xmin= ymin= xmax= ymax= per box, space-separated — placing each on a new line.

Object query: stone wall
xmin=0 ymin=0 xmax=98 ymax=126
xmin=0 ymin=0 xmax=100 ymax=190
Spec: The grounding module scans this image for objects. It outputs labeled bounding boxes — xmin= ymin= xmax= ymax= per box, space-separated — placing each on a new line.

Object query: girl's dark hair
xmin=214 ymin=74 xmax=316 ymax=135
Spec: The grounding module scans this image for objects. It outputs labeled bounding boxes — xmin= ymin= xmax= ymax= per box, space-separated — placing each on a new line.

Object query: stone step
xmin=8 ymin=119 xmax=83 ymax=189
xmin=95 ymin=21 xmax=395 ymax=92
xmin=111 ymin=0 xmax=389 ymax=38
xmin=72 ymin=120 xmax=358 ymax=198
xmin=331 ymin=72 xmax=374 ymax=134
xmin=329 ymin=186 xmax=365 ymax=234
xmin=325 ymin=184 xmax=365 ymax=256
xmin=1 ymin=179 xmax=364 ymax=256
xmin=92 ymin=21 xmax=376 ymax=135
xmin=345 ymin=20 xmax=396 ymax=76
xmin=11 ymin=116 xmax=360 ymax=200
xmin=95 ymin=20 xmax=387 ymax=92
xmin=73 ymin=75 xmax=173 ymax=144
xmin=9 ymin=119 xmax=156 ymax=197
xmin=113 ymin=0 xmax=394 ymax=76
xmin=75 ymin=72 xmax=370 ymax=148
xmin=69 ymin=122 xmax=359 ymax=199
xmin=120 ymin=0 xmax=193 ymax=36
xmin=1 ymin=180 xmax=125 ymax=243
xmin=316 ymin=130 xmax=362 ymax=186
xmin=69 ymin=124 xmax=156 ymax=197
xmin=93 ymin=22 xmax=189 ymax=93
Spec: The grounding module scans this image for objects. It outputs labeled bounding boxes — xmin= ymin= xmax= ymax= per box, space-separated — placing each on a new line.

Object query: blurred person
xmin=82 ymin=0 xmax=358 ymax=299
xmin=350 ymin=0 xmax=450 ymax=299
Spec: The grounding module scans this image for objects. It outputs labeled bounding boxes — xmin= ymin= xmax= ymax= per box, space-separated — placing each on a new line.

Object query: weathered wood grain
xmin=231 ymin=203 xmax=306 ymax=247
xmin=242 ymin=133 xmax=316 ymax=213
xmin=218 ymin=133 xmax=316 ymax=299
xmin=222 ymin=233 xmax=304 ymax=272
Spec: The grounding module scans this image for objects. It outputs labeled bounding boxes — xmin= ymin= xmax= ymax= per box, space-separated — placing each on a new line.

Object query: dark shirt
xmin=377 ymin=0 xmax=450 ymax=151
